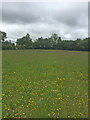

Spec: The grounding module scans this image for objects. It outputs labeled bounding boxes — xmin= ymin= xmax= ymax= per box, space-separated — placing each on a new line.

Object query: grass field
xmin=2 ymin=50 xmax=88 ymax=118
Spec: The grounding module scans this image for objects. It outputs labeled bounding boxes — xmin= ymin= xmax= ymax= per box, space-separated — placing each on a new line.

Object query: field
xmin=2 ymin=50 xmax=88 ymax=118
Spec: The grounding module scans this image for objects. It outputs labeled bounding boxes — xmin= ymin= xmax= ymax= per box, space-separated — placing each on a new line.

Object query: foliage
xmin=2 ymin=41 xmax=16 ymax=50
xmin=16 ymin=33 xmax=33 ymax=49
xmin=0 ymin=31 xmax=7 ymax=42
xmin=0 ymin=31 xmax=89 ymax=51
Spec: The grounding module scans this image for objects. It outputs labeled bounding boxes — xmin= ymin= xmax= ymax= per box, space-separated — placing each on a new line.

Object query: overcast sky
xmin=0 ymin=2 xmax=88 ymax=42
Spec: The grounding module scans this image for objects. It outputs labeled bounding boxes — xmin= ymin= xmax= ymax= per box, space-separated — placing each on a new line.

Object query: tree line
xmin=0 ymin=31 xmax=89 ymax=51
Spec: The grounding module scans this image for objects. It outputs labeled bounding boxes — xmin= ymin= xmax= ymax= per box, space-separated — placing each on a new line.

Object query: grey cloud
xmin=53 ymin=3 xmax=88 ymax=27
xmin=3 ymin=2 xmax=87 ymax=25
xmin=2 ymin=3 xmax=40 ymax=24
xmin=1 ymin=2 xmax=88 ymax=41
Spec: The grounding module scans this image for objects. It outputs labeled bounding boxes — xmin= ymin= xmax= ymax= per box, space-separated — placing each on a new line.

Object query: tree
xmin=0 ymin=31 xmax=88 ymax=51
xmin=0 ymin=31 xmax=7 ymax=42
xmin=34 ymin=37 xmax=44 ymax=49
xmin=51 ymin=33 xmax=59 ymax=49
xmin=57 ymin=37 xmax=61 ymax=49
xmin=2 ymin=40 xmax=16 ymax=50
xmin=16 ymin=33 xmax=33 ymax=49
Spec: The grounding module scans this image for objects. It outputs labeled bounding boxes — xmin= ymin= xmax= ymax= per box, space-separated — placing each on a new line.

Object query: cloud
xmin=1 ymin=2 xmax=88 ymax=41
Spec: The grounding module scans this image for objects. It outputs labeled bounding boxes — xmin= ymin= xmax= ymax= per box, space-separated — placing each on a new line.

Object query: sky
xmin=0 ymin=2 xmax=88 ymax=42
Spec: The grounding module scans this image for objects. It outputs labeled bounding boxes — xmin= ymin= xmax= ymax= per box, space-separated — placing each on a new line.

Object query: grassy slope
xmin=2 ymin=50 xmax=88 ymax=118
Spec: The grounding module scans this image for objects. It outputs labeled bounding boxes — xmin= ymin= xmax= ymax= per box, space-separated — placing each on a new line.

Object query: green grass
xmin=2 ymin=50 xmax=88 ymax=118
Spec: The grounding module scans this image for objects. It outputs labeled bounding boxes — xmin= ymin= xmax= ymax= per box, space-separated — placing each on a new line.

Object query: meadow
xmin=2 ymin=50 xmax=88 ymax=118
